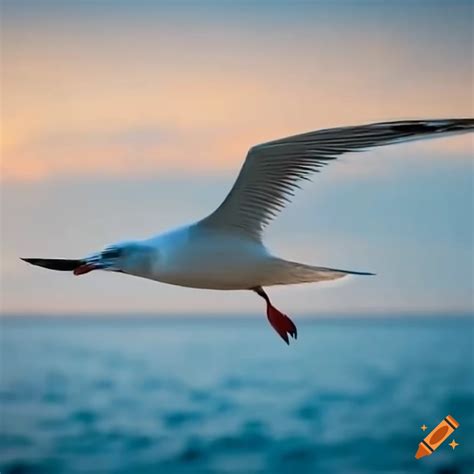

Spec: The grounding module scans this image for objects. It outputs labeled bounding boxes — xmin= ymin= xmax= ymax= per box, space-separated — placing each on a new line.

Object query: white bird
xmin=22 ymin=119 xmax=473 ymax=344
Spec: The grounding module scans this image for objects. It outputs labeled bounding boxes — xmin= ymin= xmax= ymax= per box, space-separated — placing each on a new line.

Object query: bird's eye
xmin=102 ymin=248 xmax=121 ymax=259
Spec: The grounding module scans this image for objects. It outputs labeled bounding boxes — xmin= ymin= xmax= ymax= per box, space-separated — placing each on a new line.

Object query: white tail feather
xmin=260 ymin=258 xmax=374 ymax=287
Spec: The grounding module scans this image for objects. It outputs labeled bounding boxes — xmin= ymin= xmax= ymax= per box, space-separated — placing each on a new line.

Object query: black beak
xmin=21 ymin=258 xmax=83 ymax=271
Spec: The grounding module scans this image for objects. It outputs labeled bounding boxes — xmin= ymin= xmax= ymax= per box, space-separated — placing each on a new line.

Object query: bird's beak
xmin=20 ymin=257 xmax=102 ymax=275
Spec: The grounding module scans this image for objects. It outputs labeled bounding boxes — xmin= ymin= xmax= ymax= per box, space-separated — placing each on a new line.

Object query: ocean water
xmin=0 ymin=315 xmax=473 ymax=474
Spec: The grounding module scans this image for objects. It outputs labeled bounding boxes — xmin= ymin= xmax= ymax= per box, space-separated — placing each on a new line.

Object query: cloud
xmin=2 ymin=0 xmax=472 ymax=182
xmin=2 ymin=124 xmax=471 ymax=182
xmin=1 ymin=0 xmax=472 ymax=314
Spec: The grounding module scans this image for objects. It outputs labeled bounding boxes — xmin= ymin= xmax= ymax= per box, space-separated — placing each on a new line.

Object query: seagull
xmin=22 ymin=119 xmax=473 ymax=344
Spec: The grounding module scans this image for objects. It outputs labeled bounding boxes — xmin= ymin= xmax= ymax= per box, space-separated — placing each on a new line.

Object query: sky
xmin=1 ymin=0 xmax=472 ymax=315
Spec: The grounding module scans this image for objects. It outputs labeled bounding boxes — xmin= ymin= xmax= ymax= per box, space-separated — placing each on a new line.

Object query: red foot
xmin=266 ymin=303 xmax=297 ymax=345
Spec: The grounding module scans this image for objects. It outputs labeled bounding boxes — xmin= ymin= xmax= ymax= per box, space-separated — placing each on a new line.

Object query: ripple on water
xmin=2 ymin=460 xmax=62 ymax=474
xmin=125 ymin=434 xmax=154 ymax=451
xmin=0 ymin=434 xmax=33 ymax=449
xmin=162 ymin=410 xmax=202 ymax=428
xmin=2 ymin=316 xmax=472 ymax=474
xmin=210 ymin=431 xmax=269 ymax=452
xmin=69 ymin=408 xmax=99 ymax=425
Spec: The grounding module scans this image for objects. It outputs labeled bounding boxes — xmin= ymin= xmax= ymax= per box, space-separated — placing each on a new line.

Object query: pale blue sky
xmin=1 ymin=0 xmax=472 ymax=315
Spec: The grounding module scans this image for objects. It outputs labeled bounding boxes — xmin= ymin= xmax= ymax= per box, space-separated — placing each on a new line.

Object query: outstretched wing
xmin=199 ymin=119 xmax=473 ymax=241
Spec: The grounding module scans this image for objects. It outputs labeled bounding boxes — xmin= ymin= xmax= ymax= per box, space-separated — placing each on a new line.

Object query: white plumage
xmin=22 ymin=118 xmax=474 ymax=343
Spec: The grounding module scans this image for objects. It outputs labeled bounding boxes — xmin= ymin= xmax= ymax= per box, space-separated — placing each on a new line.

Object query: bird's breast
xmin=145 ymin=230 xmax=270 ymax=290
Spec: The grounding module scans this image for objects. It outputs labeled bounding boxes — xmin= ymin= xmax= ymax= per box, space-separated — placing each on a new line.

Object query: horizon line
xmin=1 ymin=310 xmax=472 ymax=320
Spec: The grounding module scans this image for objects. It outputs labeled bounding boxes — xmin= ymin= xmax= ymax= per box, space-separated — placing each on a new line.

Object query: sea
xmin=1 ymin=315 xmax=473 ymax=474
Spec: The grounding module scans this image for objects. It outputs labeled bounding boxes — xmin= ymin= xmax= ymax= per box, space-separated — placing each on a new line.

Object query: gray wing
xmin=199 ymin=119 xmax=474 ymax=241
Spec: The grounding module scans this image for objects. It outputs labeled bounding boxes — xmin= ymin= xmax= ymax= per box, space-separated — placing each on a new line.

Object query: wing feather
xmin=199 ymin=119 xmax=474 ymax=240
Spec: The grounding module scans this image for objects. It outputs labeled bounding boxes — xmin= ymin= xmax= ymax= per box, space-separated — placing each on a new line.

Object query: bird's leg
xmin=252 ymin=287 xmax=297 ymax=345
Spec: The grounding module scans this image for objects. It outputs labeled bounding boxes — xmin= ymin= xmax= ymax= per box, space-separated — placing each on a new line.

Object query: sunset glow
xmin=1 ymin=1 xmax=472 ymax=314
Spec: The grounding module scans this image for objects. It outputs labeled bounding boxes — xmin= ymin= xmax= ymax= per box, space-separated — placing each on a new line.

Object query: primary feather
xmin=200 ymin=119 xmax=474 ymax=241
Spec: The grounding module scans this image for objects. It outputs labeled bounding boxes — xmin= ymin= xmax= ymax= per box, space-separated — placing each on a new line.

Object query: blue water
xmin=1 ymin=315 xmax=473 ymax=474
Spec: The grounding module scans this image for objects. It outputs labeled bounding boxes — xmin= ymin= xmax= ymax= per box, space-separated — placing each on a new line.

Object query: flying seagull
xmin=22 ymin=119 xmax=473 ymax=344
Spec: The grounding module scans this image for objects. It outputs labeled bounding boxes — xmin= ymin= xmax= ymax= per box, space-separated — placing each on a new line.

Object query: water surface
xmin=1 ymin=315 xmax=473 ymax=474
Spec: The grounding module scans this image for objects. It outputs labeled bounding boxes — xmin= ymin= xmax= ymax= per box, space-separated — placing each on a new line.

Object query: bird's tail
xmin=261 ymin=257 xmax=374 ymax=286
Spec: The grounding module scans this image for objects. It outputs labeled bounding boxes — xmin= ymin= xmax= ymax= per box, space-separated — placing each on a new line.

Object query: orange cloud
xmin=2 ymin=5 xmax=472 ymax=182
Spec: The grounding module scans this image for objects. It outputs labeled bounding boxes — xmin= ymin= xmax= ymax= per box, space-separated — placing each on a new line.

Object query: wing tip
xmin=388 ymin=118 xmax=474 ymax=136
xmin=343 ymin=270 xmax=376 ymax=276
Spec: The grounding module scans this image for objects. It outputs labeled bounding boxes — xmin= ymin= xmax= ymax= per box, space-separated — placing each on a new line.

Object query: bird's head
xmin=21 ymin=240 xmax=156 ymax=276
xmin=74 ymin=240 xmax=154 ymax=276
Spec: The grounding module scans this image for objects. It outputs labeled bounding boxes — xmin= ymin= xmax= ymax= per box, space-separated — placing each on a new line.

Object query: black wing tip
xmin=345 ymin=270 xmax=376 ymax=276
xmin=388 ymin=118 xmax=474 ymax=135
